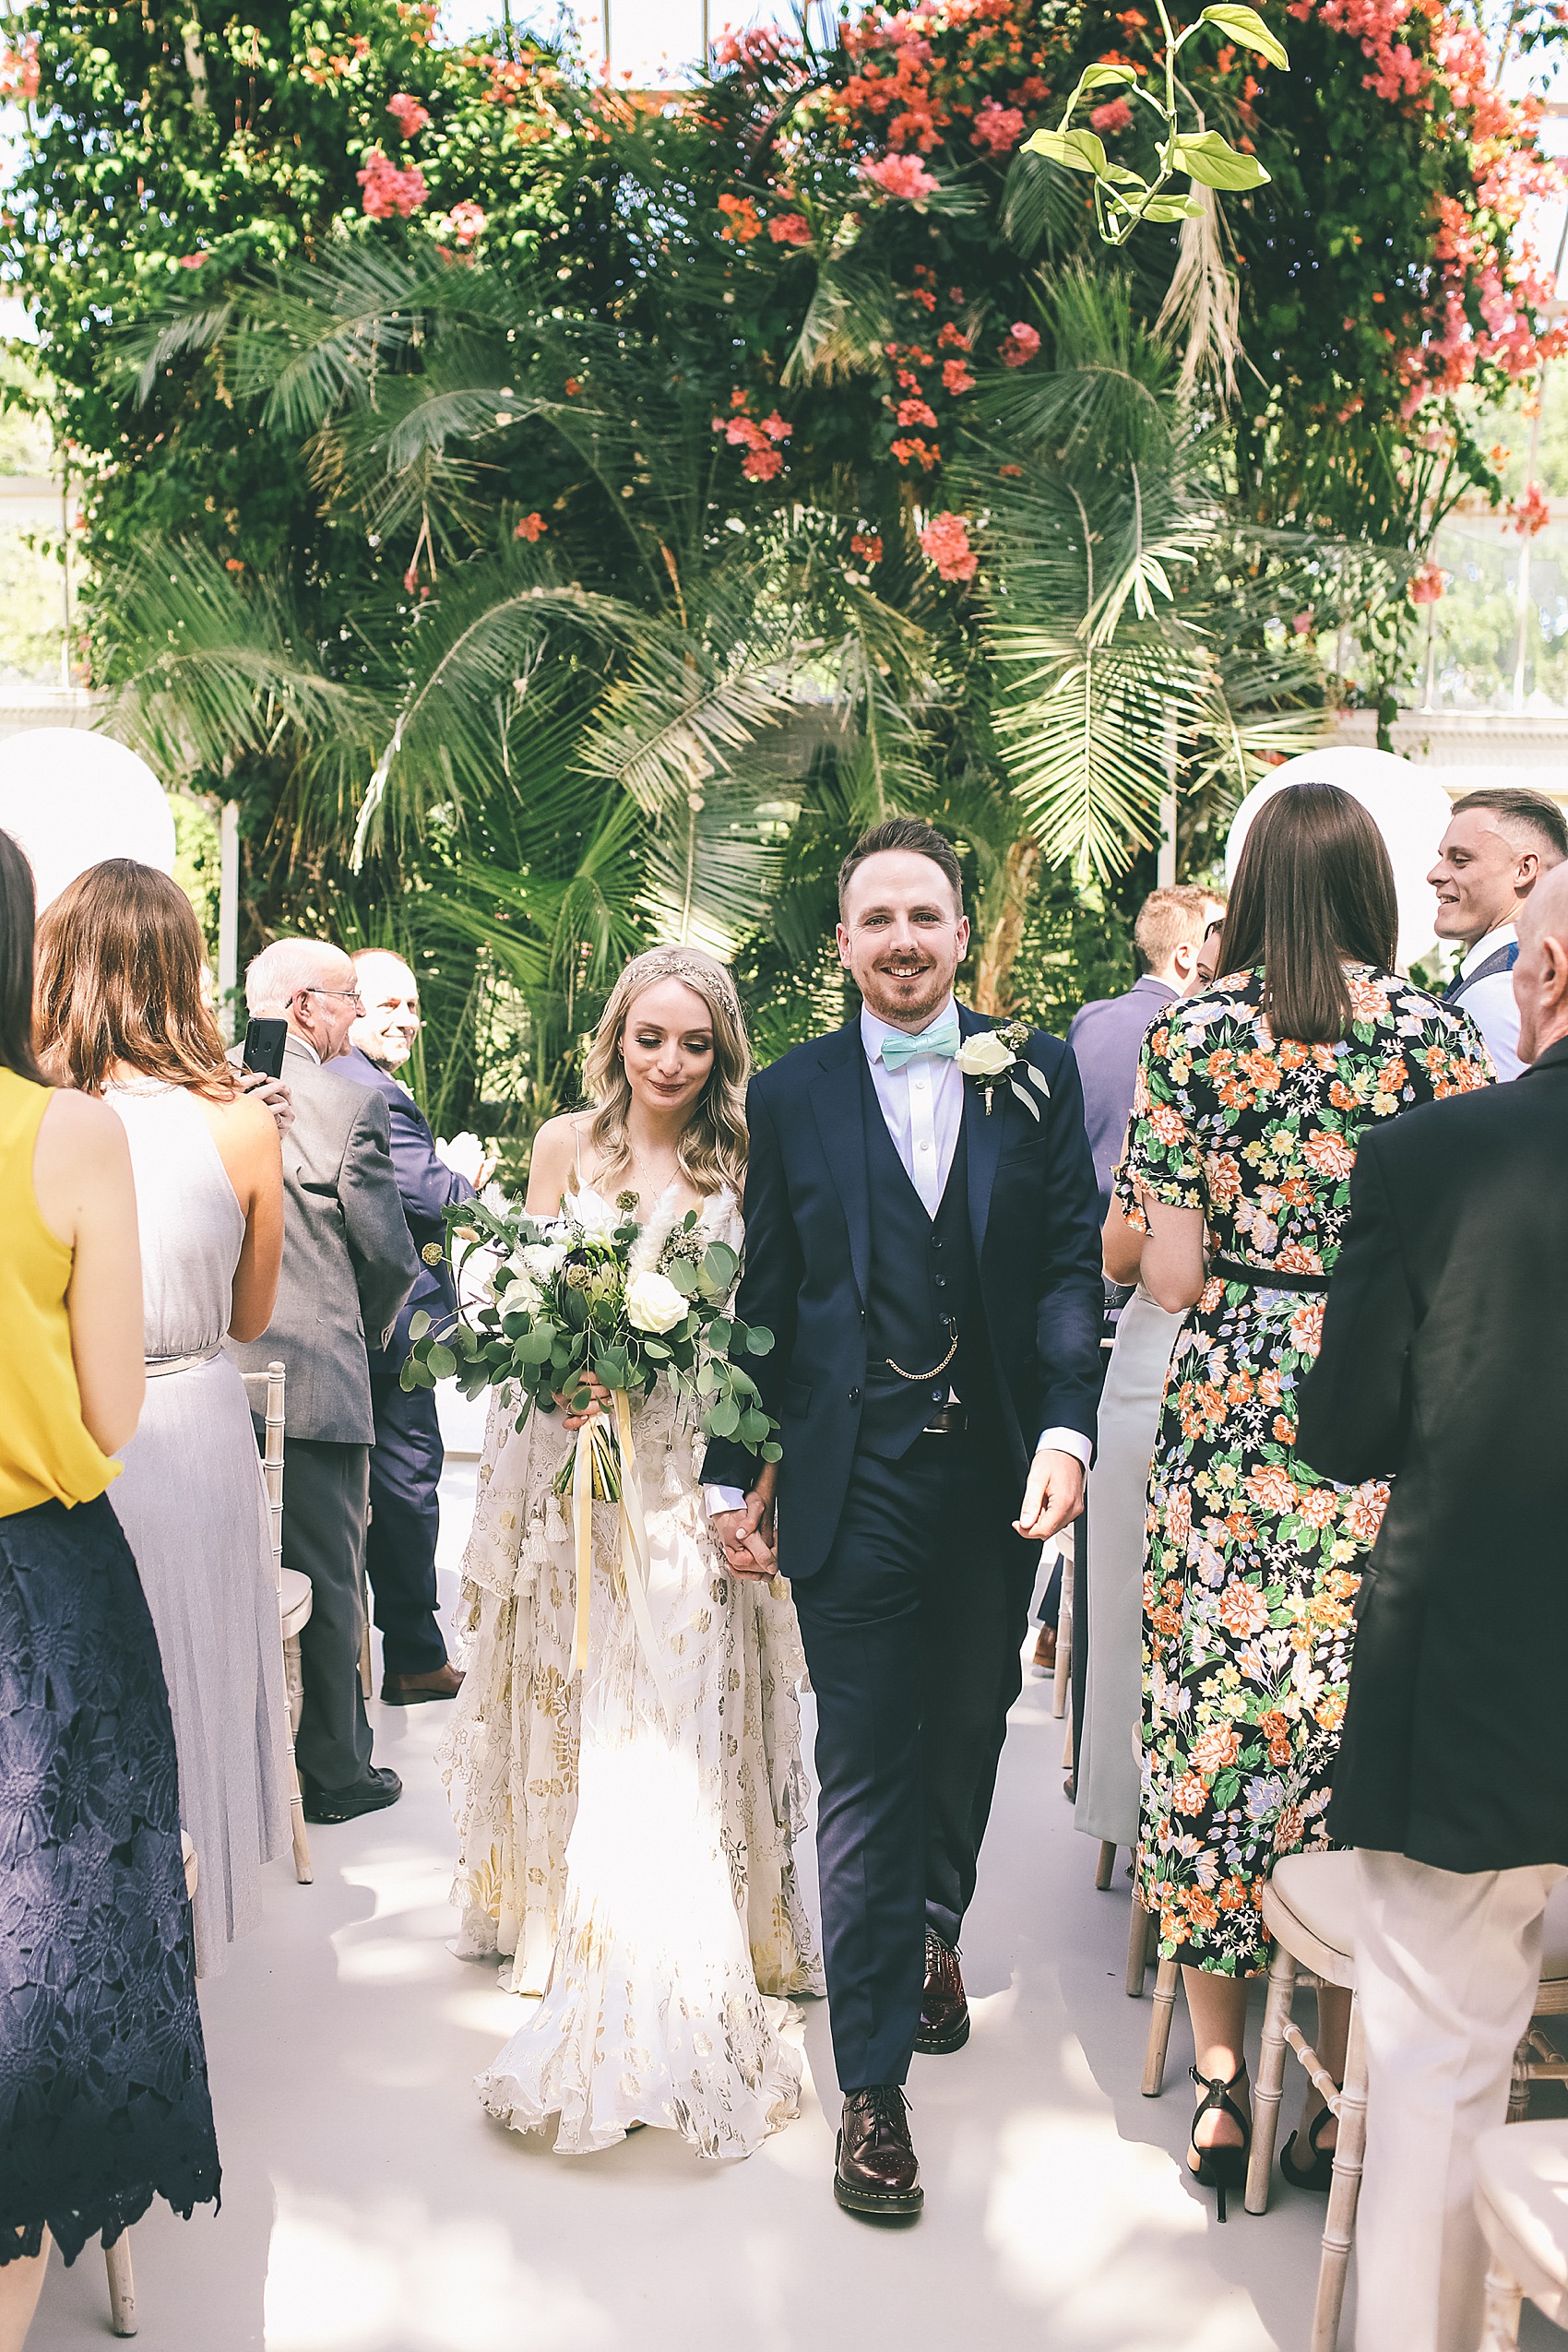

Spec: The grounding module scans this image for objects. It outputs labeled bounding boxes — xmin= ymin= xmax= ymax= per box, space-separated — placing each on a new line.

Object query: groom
xmin=707 ymin=818 xmax=1102 ymax=2219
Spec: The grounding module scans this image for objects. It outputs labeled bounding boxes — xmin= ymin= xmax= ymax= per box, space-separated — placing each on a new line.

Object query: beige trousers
xmin=1354 ymin=1848 xmax=1565 ymax=2352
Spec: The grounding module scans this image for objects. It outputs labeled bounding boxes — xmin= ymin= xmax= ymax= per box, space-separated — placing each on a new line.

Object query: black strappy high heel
xmin=1188 ymin=2061 xmax=1252 ymax=2223
xmin=1280 ymin=2101 xmax=1336 ymax=2192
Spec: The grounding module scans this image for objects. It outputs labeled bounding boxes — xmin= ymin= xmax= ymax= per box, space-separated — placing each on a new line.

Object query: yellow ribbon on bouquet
xmin=567 ymin=1387 xmax=677 ymax=1733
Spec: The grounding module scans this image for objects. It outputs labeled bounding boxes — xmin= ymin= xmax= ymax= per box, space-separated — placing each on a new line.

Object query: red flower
xmin=358 ymin=149 xmax=429 ymax=220
xmin=514 ymin=512 xmax=547 ymax=542
xmin=972 ymin=99 xmax=1025 ymax=155
xmin=897 ymin=396 xmax=939 ymax=429
xmin=1089 ymin=96 xmax=1134 ymax=133
xmin=386 ymin=91 xmax=432 ymax=135
xmin=863 ymin=152 xmax=940 ymax=201
xmin=919 ymin=510 xmax=978 ymax=582
xmin=999 ymin=321 xmax=1041 ymax=368
xmin=849 ymin=530 xmax=883 ymax=564
xmin=942 ymin=358 xmax=975 ymax=395
xmin=767 ymin=212 xmax=814 ymax=246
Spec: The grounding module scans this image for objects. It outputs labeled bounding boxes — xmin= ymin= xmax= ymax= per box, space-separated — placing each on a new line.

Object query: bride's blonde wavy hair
xmin=578 ymin=946 xmax=750 ymax=1198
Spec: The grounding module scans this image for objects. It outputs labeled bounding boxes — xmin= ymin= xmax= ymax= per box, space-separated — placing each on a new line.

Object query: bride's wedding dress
xmin=440 ymin=1182 xmax=823 ymax=2158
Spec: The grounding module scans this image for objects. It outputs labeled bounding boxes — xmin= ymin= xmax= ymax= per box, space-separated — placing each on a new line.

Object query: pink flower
xmin=0 ymin=39 xmax=40 ymax=102
xmin=759 ymin=410 xmax=792 ymax=443
xmin=1090 ymin=95 xmax=1134 ymax=132
xmin=941 ymin=358 xmax=975 ymax=395
xmin=742 ymin=445 xmax=785 ymax=481
xmin=972 ymin=99 xmax=1025 ymax=156
xmin=358 ymin=149 xmax=429 ymax=220
xmin=862 ymin=152 xmax=940 ymax=202
xmin=447 ymin=201 xmax=486 ymax=250
xmin=897 ymin=396 xmax=939 ymax=429
xmin=176 ymin=253 xmax=208 ymax=269
xmin=1408 ymin=562 xmax=1446 ymax=606
xmin=514 ymin=512 xmax=547 ymax=542
xmin=1513 ymin=481 xmax=1550 ymax=538
xmin=1000 ymin=321 xmax=1041 ymax=368
xmin=919 ymin=510 xmax=979 ymax=584
xmin=386 ymin=91 xmax=432 ymax=135
xmin=768 ymin=212 xmax=814 ymax=246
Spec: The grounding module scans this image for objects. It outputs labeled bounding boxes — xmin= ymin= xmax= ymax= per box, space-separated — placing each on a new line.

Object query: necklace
xmin=626 ymin=1142 xmax=679 ymax=1201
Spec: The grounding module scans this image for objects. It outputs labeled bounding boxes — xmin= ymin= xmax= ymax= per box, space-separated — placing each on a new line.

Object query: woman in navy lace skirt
xmin=0 ymin=829 xmax=219 ymax=2344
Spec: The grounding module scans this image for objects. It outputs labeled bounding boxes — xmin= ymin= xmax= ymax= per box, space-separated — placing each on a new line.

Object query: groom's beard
xmin=859 ymin=959 xmax=952 ymax=1028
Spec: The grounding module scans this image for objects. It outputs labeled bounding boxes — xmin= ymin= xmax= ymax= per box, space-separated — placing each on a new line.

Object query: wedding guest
xmin=0 ymin=830 xmax=219 ymax=2339
xmin=1070 ymin=885 xmax=1228 ymax=1220
xmin=1428 ymin=784 xmax=1566 ymax=1079
xmin=338 ymin=945 xmax=485 ymax=1705
xmin=34 ymin=861 xmax=291 ymax=1977
xmin=1119 ymin=781 xmax=1492 ymax=2218
xmin=230 ymin=939 xmax=419 ymax=1825
xmin=1296 ymin=857 xmax=1568 ymax=2352
xmin=1070 ymin=906 xmax=1223 ymax=1853
xmin=1037 ymin=884 xmax=1225 ymax=1685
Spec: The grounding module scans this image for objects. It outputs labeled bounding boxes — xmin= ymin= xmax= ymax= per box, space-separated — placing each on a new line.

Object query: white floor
xmin=30 ymin=1460 xmax=1565 ymax=2352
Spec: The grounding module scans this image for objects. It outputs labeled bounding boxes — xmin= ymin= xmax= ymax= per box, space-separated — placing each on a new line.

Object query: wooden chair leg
xmin=105 ymin=2233 xmax=137 ymax=2335
xmin=1311 ymin=1999 xmax=1368 ymax=2352
xmin=1142 ymin=1956 xmax=1180 ymax=2097
xmin=1479 ymin=2262 xmax=1525 ymax=2352
xmin=1246 ymin=1942 xmax=1296 ymax=2214
xmin=1096 ymin=1839 xmax=1117 ymax=1893
xmin=1126 ymin=1896 xmax=1150 ymax=1997
xmin=1507 ymin=2028 xmax=1532 ymax=2123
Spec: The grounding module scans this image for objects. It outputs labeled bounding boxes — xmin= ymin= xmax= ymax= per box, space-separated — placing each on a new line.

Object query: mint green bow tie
xmin=878 ymin=1011 xmax=960 ymax=1073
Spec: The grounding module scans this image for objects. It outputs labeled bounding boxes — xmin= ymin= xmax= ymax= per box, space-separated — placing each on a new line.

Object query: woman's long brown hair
xmin=1214 ymin=782 xmax=1400 ymax=1045
xmin=35 ymin=859 xmax=236 ymax=1099
xmin=0 ymin=827 xmax=44 ymax=1083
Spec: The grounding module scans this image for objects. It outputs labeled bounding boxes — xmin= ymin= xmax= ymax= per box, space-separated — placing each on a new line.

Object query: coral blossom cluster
xmin=920 ymin=510 xmax=979 ymax=582
xmin=357 ymin=148 xmax=428 ymax=218
xmin=1280 ymin=0 xmax=1565 ymax=408
xmin=832 ymin=0 xmax=1053 ymax=159
xmin=712 ymin=389 xmax=793 ymax=481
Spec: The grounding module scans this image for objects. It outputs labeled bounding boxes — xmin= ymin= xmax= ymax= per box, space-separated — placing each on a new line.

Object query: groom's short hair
xmin=838 ymin=817 xmax=964 ymax=915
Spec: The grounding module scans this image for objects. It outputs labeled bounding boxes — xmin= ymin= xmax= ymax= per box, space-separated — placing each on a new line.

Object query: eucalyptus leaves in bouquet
xmin=401 ymin=1186 xmax=780 ymax=1495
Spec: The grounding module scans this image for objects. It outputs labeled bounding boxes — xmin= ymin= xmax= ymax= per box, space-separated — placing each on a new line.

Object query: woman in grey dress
xmin=35 ymin=861 xmax=291 ymax=1977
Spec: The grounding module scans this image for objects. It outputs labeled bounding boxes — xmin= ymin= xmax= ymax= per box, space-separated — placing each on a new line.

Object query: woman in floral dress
xmin=1118 ymin=783 xmax=1492 ymax=2214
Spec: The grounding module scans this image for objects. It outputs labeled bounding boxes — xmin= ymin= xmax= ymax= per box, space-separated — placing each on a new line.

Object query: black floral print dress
xmin=1116 ymin=965 xmax=1491 ymax=1978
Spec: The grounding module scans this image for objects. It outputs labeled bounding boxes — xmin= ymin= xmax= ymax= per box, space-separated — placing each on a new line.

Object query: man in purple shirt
xmin=1036 ymin=885 xmax=1224 ymax=1682
xmin=1068 ymin=884 xmax=1227 ymax=1221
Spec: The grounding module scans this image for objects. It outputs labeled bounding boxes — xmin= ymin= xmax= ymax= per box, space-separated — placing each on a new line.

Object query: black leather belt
xmin=921 ymin=1404 xmax=968 ymax=1436
xmin=1209 ymin=1255 xmax=1331 ymax=1294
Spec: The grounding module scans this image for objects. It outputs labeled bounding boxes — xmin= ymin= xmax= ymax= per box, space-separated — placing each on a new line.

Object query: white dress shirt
xmin=1452 ymin=922 xmax=1521 ymax=1082
xmin=706 ymin=997 xmax=1090 ymax=1513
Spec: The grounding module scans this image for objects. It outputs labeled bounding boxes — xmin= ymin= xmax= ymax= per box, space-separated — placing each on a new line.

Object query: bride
xmin=442 ymin=945 xmax=823 ymax=2159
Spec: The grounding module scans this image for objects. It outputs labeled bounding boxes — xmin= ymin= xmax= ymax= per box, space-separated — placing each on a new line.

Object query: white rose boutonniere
xmin=955 ymin=1017 xmax=1051 ymax=1118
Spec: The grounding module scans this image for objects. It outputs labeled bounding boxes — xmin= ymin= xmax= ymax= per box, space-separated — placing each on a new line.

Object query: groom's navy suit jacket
xmin=704 ymin=1005 xmax=1104 ymax=1582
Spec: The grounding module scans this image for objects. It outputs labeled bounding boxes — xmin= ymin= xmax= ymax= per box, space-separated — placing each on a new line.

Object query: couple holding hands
xmin=445 ymin=816 xmax=1102 ymax=2218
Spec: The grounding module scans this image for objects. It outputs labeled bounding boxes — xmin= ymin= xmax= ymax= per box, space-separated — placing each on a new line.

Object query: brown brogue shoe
xmin=834 ymin=2087 xmax=923 ymax=2220
xmin=916 ymin=1928 xmax=970 ymax=2054
xmin=381 ymin=1662 xmax=465 ymax=1705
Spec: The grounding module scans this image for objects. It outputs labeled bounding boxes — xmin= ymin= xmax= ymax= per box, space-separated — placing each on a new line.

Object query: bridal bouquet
xmin=400 ymin=1187 xmax=780 ymax=1503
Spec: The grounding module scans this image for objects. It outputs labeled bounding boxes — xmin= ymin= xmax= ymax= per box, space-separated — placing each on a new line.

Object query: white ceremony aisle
xmin=30 ymin=1457 xmax=1565 ymax=2352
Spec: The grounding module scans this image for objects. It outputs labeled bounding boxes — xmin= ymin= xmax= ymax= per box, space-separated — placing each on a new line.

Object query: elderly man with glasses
xmin=229 ymin=938 xmax=420 ymax=1824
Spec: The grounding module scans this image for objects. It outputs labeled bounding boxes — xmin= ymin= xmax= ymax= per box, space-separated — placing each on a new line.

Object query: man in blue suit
xmin=706 ymin=819 xmax=1102 ymax=2220
xmin=338 ymin=949 xmax=485 ymax=1704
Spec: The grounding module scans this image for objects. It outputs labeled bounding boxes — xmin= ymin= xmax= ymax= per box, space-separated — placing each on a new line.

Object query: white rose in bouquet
xmin=955 ymin=1029 xmax=1015 ymax=1078
xmin=625 ymin=1269 xmax=688 ymax=1336
xmin=519 ymin=1241 xmax=565 ymax=1282
xmin=572 ymin=1188 xmax=622 ymax=1240
xmin=501 ymin=1263 xmax=544 ymax=1314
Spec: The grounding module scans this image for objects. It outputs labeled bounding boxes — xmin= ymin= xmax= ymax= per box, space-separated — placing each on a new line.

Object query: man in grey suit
xmin=230 ymin=938 xmax=419 ymax=1823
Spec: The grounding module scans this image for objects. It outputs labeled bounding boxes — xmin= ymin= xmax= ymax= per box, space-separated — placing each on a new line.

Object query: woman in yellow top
xmin=0 ymin=828 xmax=219 ymax=2349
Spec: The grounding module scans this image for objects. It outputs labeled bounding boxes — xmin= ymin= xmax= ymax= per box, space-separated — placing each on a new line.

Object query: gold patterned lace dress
xmin=439 ymin=1182 xmax=823 ymax=2158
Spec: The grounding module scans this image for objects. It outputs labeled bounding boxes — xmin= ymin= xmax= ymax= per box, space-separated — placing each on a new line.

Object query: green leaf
xmin=425 ymin=1342 xmax=457 ymax=1379
xmin=1197 ymin=5 xmax=1290 ymax=69
xmin=1075 ymin=61 xmax=1136 ymax=91
xmin=643 ymin=1338 xmax=671 ymax=1360
xmin=740 ymin=1408 xmax=769 ymax=1446
xmin=760 ymin=1441 xmax=783 ymax=1463
xmin=514 ymin=1324 xmax=555 ymax=1365
xmin=1022 ymin=127 xmax=1109 ymax=178
xmin=702 ymin=1241 xmax=739 ymax=1291
xmin=409 ymin=1309 xmax=432 ymax=1341
xmin=705 ymin=1396 xmax=741 ymax=1440
xmin=742 ymin=1324 xmax=775 ymax=1357
xmin=707 ymin=1316 xmax=733 ymax=1354
xmin=1129 ymin=192 xmax=1208 ymax=221
xmin=1172 ymin=131 xmax=1271 ymax=191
